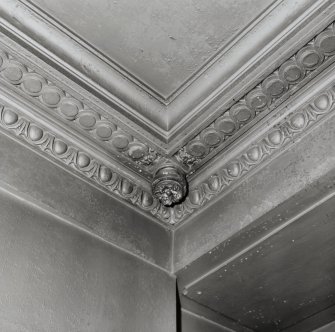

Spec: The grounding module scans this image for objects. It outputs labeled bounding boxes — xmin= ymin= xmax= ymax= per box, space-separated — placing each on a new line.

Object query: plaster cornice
xmin=0 ymin=1 xmax=334 ymax=225
xmin=0 ymin=97 xmax=172 ymax=225
xmin=176 ymin=20 xmax=335 ymax=172
xmin=174 ymin=67 xmax=335 ymax=225
xmin=0 ymin=0 xmax=332 ymax=143
xmin=0 ymin=38 xmax=167 ymax=179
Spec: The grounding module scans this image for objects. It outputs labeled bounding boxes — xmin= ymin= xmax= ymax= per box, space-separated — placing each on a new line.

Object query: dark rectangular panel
xmin=185 ymin=194 xmax=335 ymax=331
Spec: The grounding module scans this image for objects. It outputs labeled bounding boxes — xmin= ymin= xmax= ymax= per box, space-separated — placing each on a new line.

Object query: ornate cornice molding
xmin=0 ymin=46 xmax=163 ymax=179
xmin=1 ymin=75 xmax=335 ymax=226
xmin=0 ymin=104 xmax=172 ymax=224
xmin=173 ymin=84 xmax=335 ymax=223
xmin=0 ymin=1 xmax=334 ymax=225
xmin=0 ymin=0 xmax=169 ymax=134
xmin=176 ymin=21 xmax=335 ymax=172
xmin=0 ymin=0 xmax=331 ymax=139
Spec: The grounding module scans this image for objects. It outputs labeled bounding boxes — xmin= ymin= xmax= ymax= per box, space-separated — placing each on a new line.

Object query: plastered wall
xmin=0 ymin=188 xmax=176 ymax=332
xmin=181 ymin=310 xmax=233 ymax=332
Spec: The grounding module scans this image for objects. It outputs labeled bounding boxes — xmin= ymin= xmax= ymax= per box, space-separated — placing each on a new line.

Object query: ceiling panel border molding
xmin=173 ymin=67 xmax=335 ymax=224
xmin=1 ymin=69 xmax=334 ymax=226
xmin=0 ymin=96 xmax=172 ymax=225
xmin=165 ymin=0 xmax=335 ymax=141
xmin=175 ymin=20 xmax=335 ymax=172
xmin=0 ymin=0 xmax=167 ymax=132
xmin=0 ymin=36 xmax=167 ymax=178
xmin=0 ymin=0 xmax=332 ymax=140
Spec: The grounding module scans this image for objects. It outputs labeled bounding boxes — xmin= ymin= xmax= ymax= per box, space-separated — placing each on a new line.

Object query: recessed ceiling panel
xmin=28 ymin=0 xmax=275 ymax=98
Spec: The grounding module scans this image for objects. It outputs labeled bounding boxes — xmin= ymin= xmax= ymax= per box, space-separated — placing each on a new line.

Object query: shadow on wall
xmin=177 ymin=285 xmax=182 ymax=332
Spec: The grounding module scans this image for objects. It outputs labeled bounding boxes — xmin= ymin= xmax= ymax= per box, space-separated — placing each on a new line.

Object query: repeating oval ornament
xmin=77 ymin=110 xmax=100 ymax=129
xmin=188 ymin=189 xmax=201 ymax=205
xmin=28 ymin=125 xmax=43 ymax=141
xmin=128 ymin=142 xmax=148 ymax=159
xmin=315 ymin=30 xmax=335 ymax=56
xmin=186 ymin=140 xmax=209 ymax=158
xmin=21 ymin=73 xmax=46 ymax=96
xmin=200 ymin=128 xmax=222 ymax=147
xmin=77 ymin=152 xmax=90 ymax=168
xmin=230 ymin=103 xmax=254 ymax=124
xmin=111 ymin=131 xmax=132 ymax=150
xmin=297 ymin=46 xmax=323 ymax=70
xmin=268 ymin=130 xmax=283 ymax=146
xmin=290 ymin=113 xmax=306 ymax=129
xmin=247 ymin=146 xmax=261 ymax=162
xmin=141 ymin=191 xmax=154 ymax=207
xmin=246 ymin=88 xmax=268 ymax=111
xmin=2 ymin=61 xmax=27 ymax=84
xmin=262 ymin=75 xmax=287 ymax=98
xmin=53 ymin=139 xmax=68 ymax=155
xmin=214 ymin=115 xmax=236 ymax=135
xmin=0 ymin=50 xmax=9 ymax=69
xmin=59 ymin=98 xmax=83 ymax=120
xmin=313 ymin=93 xmax=331 ymax=113
xmin=226 ymin=162 xmax=241 ymax=177
xmin=121 ymin=179 xmax=134 ymax=195
xmin=208 ymin=175 xmax=220 ymax=191
xmin=279 ymin=60 xmax=305 ymax=84
xmin=99 ymin=166 xmax=113 ymax=183
xmin=2 ymin=109 xmax=18 ymax=125
xmin=40 ymin=86 xmax=64 ymax=107
xmin=95 ymin=121 xmax=116 ymax=141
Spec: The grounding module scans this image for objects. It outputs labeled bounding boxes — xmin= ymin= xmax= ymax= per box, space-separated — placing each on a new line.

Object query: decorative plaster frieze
xmin=176 ymin=22 xmax=335 ymax=170
xmin=173 ymin=86 xmax=335 ymax=222
xmin=0 ymin=105 xmax=172 ymax=224
xmin=0 ymin=48 xmax=162 ymax=176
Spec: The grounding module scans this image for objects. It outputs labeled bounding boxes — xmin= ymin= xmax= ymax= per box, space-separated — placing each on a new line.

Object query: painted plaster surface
xmin=0 ymin=133 xmax=172 ymax=269
xmin=0 ymin=190 xmax=176 ymax=332
xmin=29 ymin=0 xmax=273 ymax=97
xmin=181 ymin=311 xmax=233 ymax=332
xmin=313 ymin=322 xmax=335 ymax=331
xmin=174 ymin=107 xmax=335 ymax=271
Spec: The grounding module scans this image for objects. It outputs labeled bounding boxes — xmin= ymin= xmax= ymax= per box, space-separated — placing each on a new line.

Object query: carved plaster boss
xmin=152 ymin=163 xmax=187 ymax=206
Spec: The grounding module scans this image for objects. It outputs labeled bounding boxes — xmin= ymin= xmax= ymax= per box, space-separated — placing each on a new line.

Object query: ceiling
xmin=0 ymin=0 xmax=334 ymax=225
xmin=0 ymin=0 xmax=335 ymax=330
xmin=28 ymin=0 xmax=273 ymax=99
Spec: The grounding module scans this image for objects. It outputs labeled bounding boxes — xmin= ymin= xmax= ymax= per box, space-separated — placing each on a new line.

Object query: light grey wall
xmin=181 ymin=310 xmax=233 ymax=332
xmin=0 ymin=133 xmax=172 ymax=270
xmin=313 ymin=321 xmax=335 ymax=332
xmin=0 ymin=188 xmax=176 ymax=332
xmin=174 ymin=104 xmax=335 ymax=271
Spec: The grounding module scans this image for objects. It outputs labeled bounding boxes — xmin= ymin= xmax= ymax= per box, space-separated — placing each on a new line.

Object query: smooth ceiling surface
xmin=28 ymin=0 xmax=274 ymax=98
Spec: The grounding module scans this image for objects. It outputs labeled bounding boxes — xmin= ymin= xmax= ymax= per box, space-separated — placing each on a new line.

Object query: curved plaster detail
xmin=0 ymin=48 xmax=162 ymax=175
xmin=0 ymin=105 xmax=172 ymax=223
xmin=0 ymin=4 xmax=334 ymax=225
xmin=152 ymin=164 xmax=187 ymax=206
xmin=0 ymin=84 xmax=334 ymax=225
xmin=176 ymin=22 xmax=335 ymax=170
xmin=172 ymin=86 xmax=335 ymax=222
